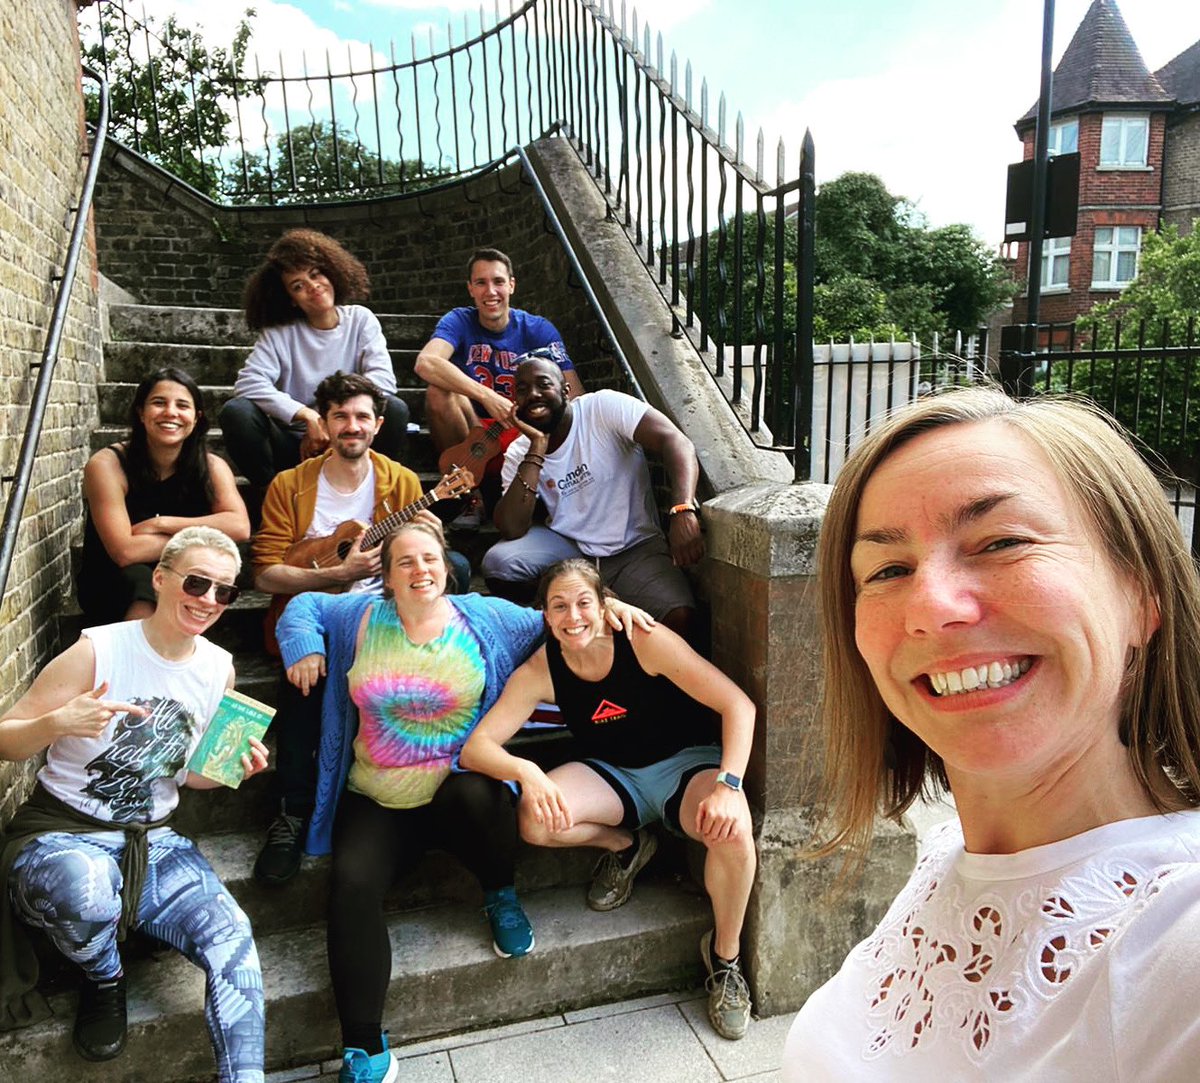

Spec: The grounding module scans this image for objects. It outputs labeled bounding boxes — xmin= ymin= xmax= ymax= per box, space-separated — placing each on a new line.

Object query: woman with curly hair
xmin=220 ymin=229 xmax=409 ymax=487
xmin=78 ymin=367 xmax=250 ymax=623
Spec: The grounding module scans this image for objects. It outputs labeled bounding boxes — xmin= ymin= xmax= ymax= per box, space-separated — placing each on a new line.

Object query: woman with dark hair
xmin=78 ymin=367 xmax=250 ymax=623
xmin=220 ymin=229 xmax=409 ymax=487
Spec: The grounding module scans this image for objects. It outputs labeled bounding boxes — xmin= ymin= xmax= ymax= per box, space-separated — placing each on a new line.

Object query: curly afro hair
xmin=243 ymin=229 xmax=371 ymax=330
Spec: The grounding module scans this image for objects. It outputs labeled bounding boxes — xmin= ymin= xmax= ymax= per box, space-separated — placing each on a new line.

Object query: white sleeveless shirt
xmin=38 ymin=621 xmax=232 ymax=824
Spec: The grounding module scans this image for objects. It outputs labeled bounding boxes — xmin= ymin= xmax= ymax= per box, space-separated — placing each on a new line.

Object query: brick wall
xmin=1011 ymin=110 xmax=1167 ymax=322
xmin=1164 ymin=111 xmax=1200 ymax=236
xmin=0 ymin=1 xmax=104 ymax=823
xmin=93 ymin=143 xmax=623 ymax=392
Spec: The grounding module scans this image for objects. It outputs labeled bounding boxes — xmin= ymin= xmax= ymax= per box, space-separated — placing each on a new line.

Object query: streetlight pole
xmin=1026 ymin=0 xmax=1055 ymax=333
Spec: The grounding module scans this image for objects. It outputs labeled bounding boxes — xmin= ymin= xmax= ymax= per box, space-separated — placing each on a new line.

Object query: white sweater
xmin=232 ymin=304 xmax=397 ymax=422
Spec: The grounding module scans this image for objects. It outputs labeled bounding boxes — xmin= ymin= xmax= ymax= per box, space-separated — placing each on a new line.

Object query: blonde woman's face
xmin=850 ymin=419 xmax=1152 ymax=791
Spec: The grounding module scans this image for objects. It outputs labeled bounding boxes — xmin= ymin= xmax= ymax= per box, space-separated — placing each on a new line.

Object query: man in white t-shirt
xmin=251 ymin=372 xmax=467 ymax=885
xmin=483 ymin=355 xmax=703 ymax=637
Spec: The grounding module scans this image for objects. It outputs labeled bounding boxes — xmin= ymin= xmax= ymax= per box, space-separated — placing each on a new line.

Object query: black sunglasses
xmin=162 ymin=567 xmax=240 ymax=606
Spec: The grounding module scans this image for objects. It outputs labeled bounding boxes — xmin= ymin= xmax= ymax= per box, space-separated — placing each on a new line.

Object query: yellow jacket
xmin=252 ymin=449 xmax=422 ymax=570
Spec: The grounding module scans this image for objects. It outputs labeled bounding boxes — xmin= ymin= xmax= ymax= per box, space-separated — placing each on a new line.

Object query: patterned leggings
xmin=10 ymin=829 xmax=264 ymax=1083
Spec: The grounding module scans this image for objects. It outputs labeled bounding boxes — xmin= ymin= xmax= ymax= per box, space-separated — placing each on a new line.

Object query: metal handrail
xmin=0 ymin=65 xmax=110 ymax=605
xmin=516 ymin=145 xmax=645 ymax=402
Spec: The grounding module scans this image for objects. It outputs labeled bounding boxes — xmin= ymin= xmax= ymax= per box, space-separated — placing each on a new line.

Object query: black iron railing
xmin=814 ymin=317 xmax=1200 ymax=551
xmin=0 ymin=66 xmax=110 ymax=605
xmin=81 ymin=0 xmax=814 ymax=472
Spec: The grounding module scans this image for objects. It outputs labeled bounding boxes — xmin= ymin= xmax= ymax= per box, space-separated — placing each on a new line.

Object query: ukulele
xmin=262 ymin=466 xmax=472 ymax=655
xmin=438 ymin=423 xmax=506 ymax=488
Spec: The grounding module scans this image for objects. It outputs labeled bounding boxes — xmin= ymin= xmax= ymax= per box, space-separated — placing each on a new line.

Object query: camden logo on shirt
xmin=553 ymin=461 xmax=593 ymax=497
xmin=591 ymin=699 xmax=627 ymax=724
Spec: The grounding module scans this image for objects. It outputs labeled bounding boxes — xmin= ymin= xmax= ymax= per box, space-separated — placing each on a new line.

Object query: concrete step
xmin=107 ymin=304 xmax=439 ymax=351
xmin=0 ymin=883 xmax=710 ymax=1082
xmin=58 ymin=587 xmax=278 ymax=658
xmin=197 ymin=827 xmax=613 ymax=936
xmin=97 ymin=382 xmax=428 ymax=426
xmin=102 ymin=341 xmax=423 ymax=387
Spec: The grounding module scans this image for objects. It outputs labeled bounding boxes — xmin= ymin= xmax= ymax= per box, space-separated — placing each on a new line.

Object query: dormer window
xmin=1047 ymin=119 xmax=1078 ymax=157
xmin=1099 ymin=115 xmax=1149 ymax=167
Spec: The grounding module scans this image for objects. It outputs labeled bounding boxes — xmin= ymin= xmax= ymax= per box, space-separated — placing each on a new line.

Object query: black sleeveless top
xmin=78 ymin=444 xmax=211 ymax=620
xmin=545 ymin=628 xmax=717 ymax=768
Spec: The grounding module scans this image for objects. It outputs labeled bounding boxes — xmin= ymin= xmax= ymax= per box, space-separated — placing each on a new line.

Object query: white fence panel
xmin=811 ymin=339 xmax=921 ymax=482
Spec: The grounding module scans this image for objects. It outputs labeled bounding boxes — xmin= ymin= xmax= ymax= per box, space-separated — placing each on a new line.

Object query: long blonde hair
xmin=810 ymin=386 xmax=1200 ymax=866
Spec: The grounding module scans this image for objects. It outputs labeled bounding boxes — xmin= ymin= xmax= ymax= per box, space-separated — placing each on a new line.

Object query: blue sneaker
xmin=483 ymin=885 xmax=535 ymax=958
xmin=338 ymin=1032 xmax=398 ymax=1083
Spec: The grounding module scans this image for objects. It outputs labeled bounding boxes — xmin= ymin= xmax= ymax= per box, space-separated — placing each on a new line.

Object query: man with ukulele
xmin=414 ymin=247 xmax=583 ymax=528
xmin=251 ymin=371 xmax=470 ymax=884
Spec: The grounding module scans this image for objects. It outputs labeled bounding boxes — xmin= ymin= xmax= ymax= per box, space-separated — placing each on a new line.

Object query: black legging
xmin=327 ymin=772 xmax=519 ymax=1047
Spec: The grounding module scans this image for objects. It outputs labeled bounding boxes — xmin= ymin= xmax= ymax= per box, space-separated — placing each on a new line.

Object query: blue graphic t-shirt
xmin=432 ymin=306 xmax=574 ymax=415
xmin=38 ymin=621 xmax=232 ymax=824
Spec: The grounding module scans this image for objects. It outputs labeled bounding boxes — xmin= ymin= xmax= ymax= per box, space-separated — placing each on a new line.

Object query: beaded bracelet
xmin=516 ymin=474 xmax=538 ymax=496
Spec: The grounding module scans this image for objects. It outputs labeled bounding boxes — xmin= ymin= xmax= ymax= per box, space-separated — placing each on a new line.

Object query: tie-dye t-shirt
xmin=346 ymin=598 xmax=486 ymax=808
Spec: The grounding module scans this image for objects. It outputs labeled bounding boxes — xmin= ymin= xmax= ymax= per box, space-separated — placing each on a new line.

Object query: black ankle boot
xmin=73 ymin=974 xmax=127 ymax=1061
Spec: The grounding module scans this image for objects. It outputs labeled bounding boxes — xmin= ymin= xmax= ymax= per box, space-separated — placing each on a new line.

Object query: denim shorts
xmin=584 ymin=743 xmax=721 ymax=836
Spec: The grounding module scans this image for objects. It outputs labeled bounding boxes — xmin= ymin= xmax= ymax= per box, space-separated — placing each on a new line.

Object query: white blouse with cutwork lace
xmin=783 ymin=811 xmax=1200 ymax=1081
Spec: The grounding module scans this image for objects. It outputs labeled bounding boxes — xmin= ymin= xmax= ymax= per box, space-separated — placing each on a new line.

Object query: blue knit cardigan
xmin=275 ymin=591 xmax=544 ymax=855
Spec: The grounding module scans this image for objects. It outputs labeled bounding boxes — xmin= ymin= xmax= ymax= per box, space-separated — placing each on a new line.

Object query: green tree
xmin=82 ymin=8 xmax=262 ymax=199
xmin=1067 ymin=223 xmax=1200 ymax=466
xmin=814 ymin=171 xmax=906 ymax=283
xmin=702 ymin=171 xmax=1014 ymax=350
xmin=1081 ymin=223 xmax=1200 ymax=346
xmin=232 ymin=121 xmax=452 ymax=204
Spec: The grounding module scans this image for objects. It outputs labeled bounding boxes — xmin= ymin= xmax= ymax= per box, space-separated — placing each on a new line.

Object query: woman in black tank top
xmin=462 ymin=558 xmax=759 ymax=1041
xmin=78 ymin=368 xmax=250 ymax=623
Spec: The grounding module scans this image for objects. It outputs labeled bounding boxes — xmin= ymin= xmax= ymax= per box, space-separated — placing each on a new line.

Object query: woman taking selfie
xmin=784 ymin=387 xmax=1200 ymax=1079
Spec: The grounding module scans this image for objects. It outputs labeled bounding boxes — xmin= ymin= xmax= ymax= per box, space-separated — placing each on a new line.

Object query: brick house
xmin=1010 ymin=0 xmax=1200 ymax=324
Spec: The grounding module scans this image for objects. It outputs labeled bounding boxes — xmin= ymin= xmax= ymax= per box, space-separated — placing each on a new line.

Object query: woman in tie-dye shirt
xmin=275 ymin=520 xmax=651 ymax=1083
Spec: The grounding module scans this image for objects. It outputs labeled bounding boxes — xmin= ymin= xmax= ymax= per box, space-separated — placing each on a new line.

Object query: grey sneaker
xmin=586 ymin=827 xmax=657 ymax=911
xmin=701 ymin=929 xmax=751 ymax=1040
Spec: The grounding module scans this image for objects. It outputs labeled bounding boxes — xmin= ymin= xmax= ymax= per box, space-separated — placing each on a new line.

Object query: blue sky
xmin=121 ymin=0 xmax=1200 ymax=244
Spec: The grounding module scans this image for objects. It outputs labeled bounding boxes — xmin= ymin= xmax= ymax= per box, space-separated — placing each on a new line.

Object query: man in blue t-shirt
xmin=415 ymin=248 xmax=583 ymax=525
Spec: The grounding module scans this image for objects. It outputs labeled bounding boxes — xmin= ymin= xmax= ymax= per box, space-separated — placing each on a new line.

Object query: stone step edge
xmin=0 ymin=882 xmax=712 ymax=1081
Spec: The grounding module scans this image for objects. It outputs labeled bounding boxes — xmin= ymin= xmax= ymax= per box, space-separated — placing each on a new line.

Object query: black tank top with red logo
xmin=544 ymin=628 xmax=717 ymax=767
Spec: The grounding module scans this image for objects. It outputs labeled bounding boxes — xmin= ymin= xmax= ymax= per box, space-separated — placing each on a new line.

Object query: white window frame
xmin=1099 ymin=114 xmax=1149 ymax=168
xmin=1047 ymin=118 xmax=1078 ymax=157
xmin=1040 ymin=236 xmax=1071 ymax=290
xmin=1091 ymin=226 xmax=1141 ymax=289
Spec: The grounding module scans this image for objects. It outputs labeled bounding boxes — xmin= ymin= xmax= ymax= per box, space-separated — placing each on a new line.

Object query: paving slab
xmin=448 ymin=1004 xmax=723 ymax=1083
xmin=679 ymin=997 xmax=793 ymax=1080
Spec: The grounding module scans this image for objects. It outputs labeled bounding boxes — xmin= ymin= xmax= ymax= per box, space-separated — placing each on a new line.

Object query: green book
xmin=187 ymin=689 xmax=275 ymax=789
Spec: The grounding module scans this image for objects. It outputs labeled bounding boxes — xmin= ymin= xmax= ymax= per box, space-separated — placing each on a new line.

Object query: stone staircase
xmin=0 ymin=302 xmax=714 ymax=1081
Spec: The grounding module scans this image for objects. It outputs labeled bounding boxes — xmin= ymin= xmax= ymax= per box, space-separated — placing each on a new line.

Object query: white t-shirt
xmin=38 ymin=621 xmax=232 ymax=825
xmin=783 ymin=811 xmax=1200 ymax=1081
xmin=502 ymin=390 xmax=660 ymax=557
xmin=305 ymin=462 xmax=379 ymax=594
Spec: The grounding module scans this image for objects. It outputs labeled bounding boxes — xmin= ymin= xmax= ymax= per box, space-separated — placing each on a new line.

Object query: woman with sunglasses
xmin=0 ymin=527 xmax=267 ymax=1081
xmin=78 ymin=367 xmax=250 ymax=623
